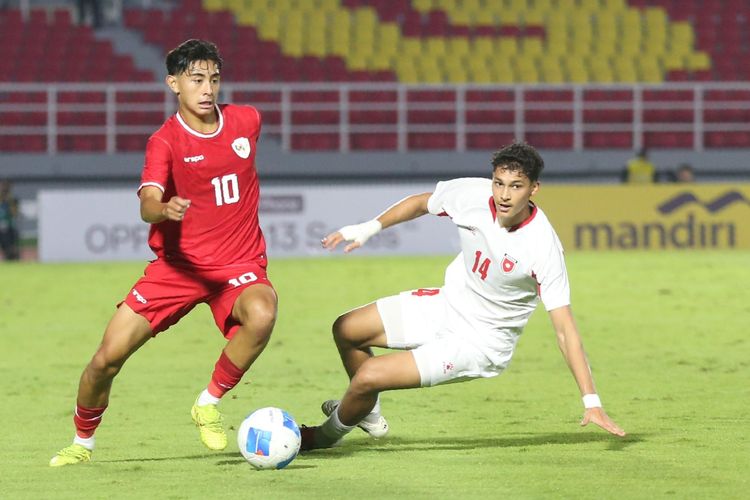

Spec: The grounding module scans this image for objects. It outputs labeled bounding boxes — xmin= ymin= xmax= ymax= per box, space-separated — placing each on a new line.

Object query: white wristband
xmin=339 ymin=219 xmax=382 ymax=246
xmin=582 ymin=394 xmax=602 ymax=409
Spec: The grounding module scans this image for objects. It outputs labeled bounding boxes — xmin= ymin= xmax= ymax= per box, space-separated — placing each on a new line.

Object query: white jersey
xmin=427 ymin=178 xmax=570 ymax=340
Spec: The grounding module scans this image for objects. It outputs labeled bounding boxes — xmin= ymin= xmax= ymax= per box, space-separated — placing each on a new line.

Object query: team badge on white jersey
xmin=232 ymin=137 xmax=251 ymax=159
xmin=501 ymin=254 xmax=518 ymax=274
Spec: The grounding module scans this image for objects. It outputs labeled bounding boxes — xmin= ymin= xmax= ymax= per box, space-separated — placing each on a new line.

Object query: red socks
xmin=207 ymin=351 xmax=246 ymax=398
xmin=74 ymin=404 xmax=107 ymax=438
xmin=72 ymin=353 xmax=244 ymax=439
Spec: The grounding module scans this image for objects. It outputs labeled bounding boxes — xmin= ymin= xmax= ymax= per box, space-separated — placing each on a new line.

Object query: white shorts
xmin=376 ymin=288 xmax=512 ymax=388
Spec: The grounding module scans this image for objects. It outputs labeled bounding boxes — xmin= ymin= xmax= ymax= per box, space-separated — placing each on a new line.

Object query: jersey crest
xmin=501 ymin=254 xmax=518 ymax=274
xmin=232 ymin=137 xmax=251 ymax=159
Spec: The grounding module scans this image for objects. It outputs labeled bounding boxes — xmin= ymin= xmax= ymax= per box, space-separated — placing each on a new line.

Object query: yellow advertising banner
xmin=534 ymin=184 xmax=750 ymax=251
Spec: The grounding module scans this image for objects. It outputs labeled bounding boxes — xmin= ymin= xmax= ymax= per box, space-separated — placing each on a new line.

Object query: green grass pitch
xmin=1 ymin=252 xmax=748 ymax=499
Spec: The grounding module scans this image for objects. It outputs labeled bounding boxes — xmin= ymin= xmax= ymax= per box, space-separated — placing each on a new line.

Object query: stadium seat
xmin=0 ymin=8 xmax=149 ymax=84
xmin=3 ymin=1 xmax=750 ymax=154
xmin=0 ymin=135 xmax=46 ymax=152
xmin=644 ymin=132 xmax=693 ymax=148
xmin=291 ymin=133 xmax=339 ymax=150
xmin=585 ymin=132 xmax=632 ymax=149
xmin=408 ymin=133 xmax=455 ymax=150
xmin=350 ymin=133 xmax=398 ymax=150
xmin=466 ymin=133 xmax=516 ymax=150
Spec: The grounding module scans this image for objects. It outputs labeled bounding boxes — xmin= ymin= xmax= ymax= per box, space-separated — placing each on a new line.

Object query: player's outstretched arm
xmin=322 ymin=192 xmax=432 ymax=253
xmin=139 ymin=186 xmax=191 ymax=223
xmin=548 ymin=305 xmax=626 ymax=437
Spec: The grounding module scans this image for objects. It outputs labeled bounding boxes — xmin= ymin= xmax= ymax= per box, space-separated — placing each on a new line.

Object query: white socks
xmin=73 ymin=434 xmax=95 ymax=450
xmin=362 ymin=398 xmax=381 ymax=424
xmin=197 ymin=389 xmax=220 ymax=406
xmin=318 ymin=407 xmax=355 ymax=446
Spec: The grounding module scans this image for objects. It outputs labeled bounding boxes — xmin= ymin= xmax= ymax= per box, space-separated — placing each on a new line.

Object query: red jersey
xmin=139 ymin=104 xmax=266 ymax=267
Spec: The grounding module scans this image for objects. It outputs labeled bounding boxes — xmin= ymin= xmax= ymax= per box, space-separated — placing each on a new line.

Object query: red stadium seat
xmin=117 ymin=135 xmax=149 ymax=151
xmin=584 ymin=132 xmax=632 ymax=149
xmin=466 ymin=109 xmax=515 ymax=124
xmin=350 ymin=133 xmax=398 ymax=150
xmin=57 ymin=135 xmax=106 ymax=152
xmin=644 ymin=132 xmax=693 ymax=148
xmin=705 ymin=131 xmax=750 ymax=147
xmin=408 ymin=133 xmax=455 ymax=150
xmin=0 ymin=135 xmax=46 ymax=151
xmin=291 ymin=134 xmax=339 ymax=150
xmin=466 ymin=133 xmax=516 ymax=150
xmin=526 ymin=133 xmax=573 ymax=149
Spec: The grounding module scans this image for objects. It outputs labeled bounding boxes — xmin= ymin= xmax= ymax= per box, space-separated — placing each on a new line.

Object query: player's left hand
xmin=322 ymin=219 xmax=382 ymax=253
xmin=580 ymin=407 xmax=626 ymax=437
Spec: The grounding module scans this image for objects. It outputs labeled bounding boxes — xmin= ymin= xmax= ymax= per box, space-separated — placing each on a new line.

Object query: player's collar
xmin=175 ymin=104 xmax=223 ymax=138
xmin=488 ymin=197 xmax=538 ymax=232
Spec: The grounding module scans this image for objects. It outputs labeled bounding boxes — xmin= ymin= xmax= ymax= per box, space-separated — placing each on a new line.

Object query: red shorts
xmin=122 ymin=258 xmax=273 ymax=338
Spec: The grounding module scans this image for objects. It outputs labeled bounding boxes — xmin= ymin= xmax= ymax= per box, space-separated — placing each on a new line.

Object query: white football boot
xmin=321 ymin=399 xmax=389 ymax=439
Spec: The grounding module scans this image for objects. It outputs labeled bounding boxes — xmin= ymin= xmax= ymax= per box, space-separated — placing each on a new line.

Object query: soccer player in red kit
xmin=50 ymin=39 xmax=278 ymax=466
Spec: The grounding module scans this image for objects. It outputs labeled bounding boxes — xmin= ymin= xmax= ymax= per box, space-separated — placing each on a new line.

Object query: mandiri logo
xmin=658 ymin=191 xmax=750 ymax=214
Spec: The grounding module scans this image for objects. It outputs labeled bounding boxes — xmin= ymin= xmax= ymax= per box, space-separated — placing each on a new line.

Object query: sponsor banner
xmin=39 ymin=190 xmax=154 ymax=262
xmin=38 ymin=184 xmax=459 ymax=262
xmin=534 ymin=184 xmax=750 ymax=250
xmin=39 ymin=183 xmax=749 ymax=261
xmin=258 ymin=184 xmax=458 ymax=257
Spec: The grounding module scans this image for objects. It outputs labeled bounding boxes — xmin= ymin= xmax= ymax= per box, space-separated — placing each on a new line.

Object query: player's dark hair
xmin=166 ymin=39 xmax=223 ymax=76
xmin=491 ymin=142 xmax=544 ymax=182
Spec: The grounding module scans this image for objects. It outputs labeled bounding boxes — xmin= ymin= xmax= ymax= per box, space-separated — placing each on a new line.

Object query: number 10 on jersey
xmin=211 ymin=174 xmax=240 ymax=206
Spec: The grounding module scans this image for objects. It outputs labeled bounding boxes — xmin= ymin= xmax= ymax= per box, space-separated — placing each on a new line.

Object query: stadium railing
xmin=2 ymin=82 xmax=750 ymax=153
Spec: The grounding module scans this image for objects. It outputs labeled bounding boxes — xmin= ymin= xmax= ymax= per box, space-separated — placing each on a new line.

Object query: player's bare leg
xmin=339 ymin=351 xmax=421 ymax=423
xmin=50 ymin=305 xmax=153 ymax=466
xmin=323 ymin=303 xmax=391 ymax=437
xmin=192 ymin=284 xmax=277 ymax=451
xmin=225 ymin=284 xmax=277 ymax=370
xmin=332 ymin=303 xmax=388 ymax=378
xmin=303 ymin=351 xmax=421 ymax=450
xmin=78 ymin=305 xmax=154 ymax=407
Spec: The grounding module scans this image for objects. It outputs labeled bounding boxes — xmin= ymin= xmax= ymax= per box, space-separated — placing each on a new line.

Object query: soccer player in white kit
xmin=301 ymin=143 xmax=625 ymax=450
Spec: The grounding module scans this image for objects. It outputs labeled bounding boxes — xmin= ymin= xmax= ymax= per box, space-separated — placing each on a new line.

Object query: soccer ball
xmin=237 ymin=407 xmax=301 ymax=470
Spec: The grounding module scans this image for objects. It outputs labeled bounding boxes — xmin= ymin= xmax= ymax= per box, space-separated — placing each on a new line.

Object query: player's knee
xmin=87 ymin=351 xmax=123 ymax=380
xmin=239 ymin=298 xmax=277 ymax=333
xmin=332 ymin=312 xmax=359 ymax=344
xmin=350 ymin=360 xmax=382 ymax=395
xmin=331 ymin=314 xmax=348 ymax=342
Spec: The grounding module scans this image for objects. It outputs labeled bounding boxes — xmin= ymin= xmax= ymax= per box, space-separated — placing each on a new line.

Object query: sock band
xmin=207 ymin=350 xmax=246 ymax=398
xmin=73 ymin=404 xmax=107 ymax=439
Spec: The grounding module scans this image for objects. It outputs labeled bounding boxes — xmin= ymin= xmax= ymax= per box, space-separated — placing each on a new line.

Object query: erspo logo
xmin=575 ymin=190 xmax=747 ymax=250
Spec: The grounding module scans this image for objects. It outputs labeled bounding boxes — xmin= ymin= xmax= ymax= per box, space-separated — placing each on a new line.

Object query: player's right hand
xmin=322 ymin=219 xmax=382 ymax=253
xmin=580 ymin=407 xmax=626 ymax=437
xmin=163 ymin=196 xmax=191 ymax=222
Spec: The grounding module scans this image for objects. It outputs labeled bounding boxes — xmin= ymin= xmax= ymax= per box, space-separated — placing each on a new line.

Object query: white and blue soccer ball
xmin=237 ymin=407 xmax=301 ymax=470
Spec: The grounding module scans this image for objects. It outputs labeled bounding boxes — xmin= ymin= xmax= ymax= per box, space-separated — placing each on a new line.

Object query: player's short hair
xmin=166 ymin=39 xmax=223 ymax=76
xmin=491 ymin=142 xmax=544 ymax=182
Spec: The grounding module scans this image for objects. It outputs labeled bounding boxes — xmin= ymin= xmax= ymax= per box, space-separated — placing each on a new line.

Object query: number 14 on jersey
xmin=472 ymin=250 xmax=490 ymax=280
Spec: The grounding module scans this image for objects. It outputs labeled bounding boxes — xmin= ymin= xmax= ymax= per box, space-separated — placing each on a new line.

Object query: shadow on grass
xmin=97 ymin=451 xmax=239 ymax=464
xmin=98 ymin=452 xmax=317 ymax=470
xmin=379 ymin=432 xmax=643 ymax=451
xmin=96 ymin=433 xmax=640 ymax=465
xmin=299 ymin=432 xmax=643 ymax=457
xmin=375 ymin=432 xmax=643 ymax=452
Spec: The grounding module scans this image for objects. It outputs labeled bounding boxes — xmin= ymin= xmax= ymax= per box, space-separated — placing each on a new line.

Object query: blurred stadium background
xmin=2 ymin=0 xmax=750 ymax=259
